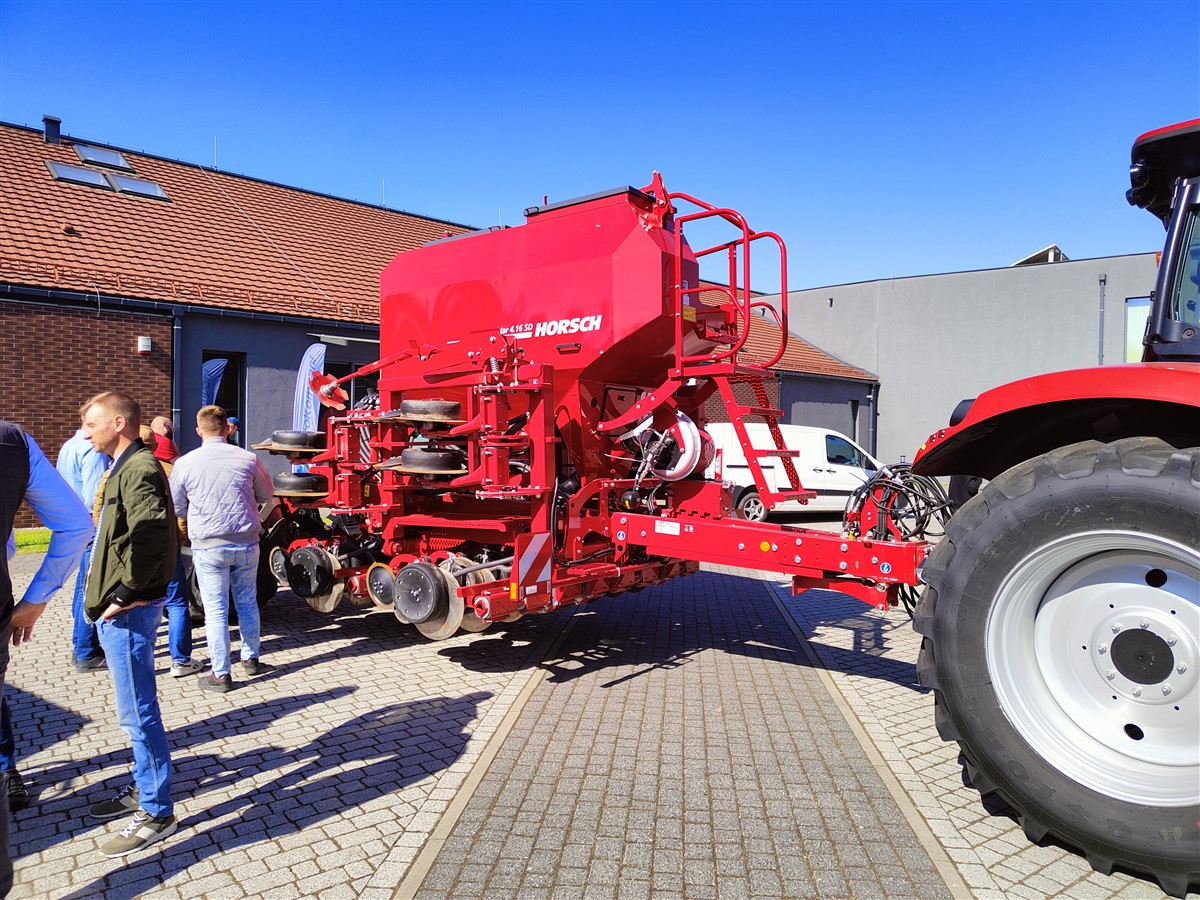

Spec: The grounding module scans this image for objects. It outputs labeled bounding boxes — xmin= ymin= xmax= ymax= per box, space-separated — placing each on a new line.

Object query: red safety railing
xmin=663 ymin=189 xmax=790 ymax=371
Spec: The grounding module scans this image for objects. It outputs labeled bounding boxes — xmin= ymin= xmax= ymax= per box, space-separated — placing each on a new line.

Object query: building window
xmin=74 ymin=144 xmax=132 ymax=171
xmin=46 ymin=161 xmax=111 ymax=189
xmin=201 ymin=352 xmax=246 ymax=445
xmin=1125 ymin=297 xmax=1151 ymax=363
xmin=45 ymin=160 xmax=169 ymax=200
xmin=108 ymin=173 xmax=169 ymax=200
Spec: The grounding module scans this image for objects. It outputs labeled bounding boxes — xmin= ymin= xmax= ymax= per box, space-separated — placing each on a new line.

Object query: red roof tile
xmin=696 ymin=285 xmax=875 ymax=382
xmin=0 ymin=123 xmax=471 ymax=323
xmin=0 ymin=123 xmax=875 ymax=383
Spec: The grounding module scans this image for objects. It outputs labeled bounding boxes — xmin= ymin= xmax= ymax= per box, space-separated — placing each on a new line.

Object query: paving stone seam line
xmin=389 ymin=612 xmax=582 ymax=899
xmin=765 ymin=582 xmax=976 ymax=900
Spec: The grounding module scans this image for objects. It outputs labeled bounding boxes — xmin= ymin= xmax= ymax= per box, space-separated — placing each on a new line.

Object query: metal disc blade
xmin=415 ymin=594 xmax=464 ymax=640
xmin=458 ymin=607 xmax=491 ymax=633
xmin=305 ymin=580 xmax=344 ymax=613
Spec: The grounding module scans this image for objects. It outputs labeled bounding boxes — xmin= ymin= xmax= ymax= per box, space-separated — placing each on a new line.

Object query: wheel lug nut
xmin=1098 ymin=643 xmax=1108 ymax=654
xmin=1139 ymin=619 xmax=1149 ymax=629
xmin=1166 ymin=635 xmax=1177 ymax=646
xmin=1177 ymin=663 xmax=1188 ymax=675
xmin=1162 ymin=685 xmax=1172 ymax=696
xmin=1111 ymin=623 xmax=1121 ymax=634
xmin=1106 ymin=670 xmax=1116 ymax=680
xmin=1132 ymin=687 xmax=1143 ymax=698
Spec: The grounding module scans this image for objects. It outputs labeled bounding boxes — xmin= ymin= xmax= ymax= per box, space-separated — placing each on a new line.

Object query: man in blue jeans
xmin=56 ymin=420 xmax=110 ymax=671
xmin=81 ymin=392 xmax=179 ymax=858
xmin=1 ymin=420 xmax=92 ymax=888
xmin=170 ymin=405 xmax=273 ymax=692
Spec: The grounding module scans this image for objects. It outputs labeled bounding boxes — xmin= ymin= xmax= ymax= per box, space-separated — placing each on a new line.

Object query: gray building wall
xmin=175 ymin=311 xmax=379 ymax=468
xmin=764 ymin=253 xmax=1158 ymax=463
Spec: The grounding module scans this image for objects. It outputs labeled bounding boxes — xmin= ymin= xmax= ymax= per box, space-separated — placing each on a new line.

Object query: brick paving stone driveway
xmin=411 ymin=570 xmax=954 ymax=900
xmin=5 ymin=554 xmax=562 ymax=899
xmin=5 ymin=550 xmax=1184 ymax=899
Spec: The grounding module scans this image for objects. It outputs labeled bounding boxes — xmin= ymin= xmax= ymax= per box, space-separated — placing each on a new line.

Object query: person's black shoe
xmin=5 ymin=769 xmax=29 ymax=812
xmin=197 ymin=673 xmax=233 ymax=693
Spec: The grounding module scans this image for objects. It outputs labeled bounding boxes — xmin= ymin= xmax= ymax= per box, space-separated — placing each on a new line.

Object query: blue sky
xmin=1 ymin=0 xmax=1197 ymax=292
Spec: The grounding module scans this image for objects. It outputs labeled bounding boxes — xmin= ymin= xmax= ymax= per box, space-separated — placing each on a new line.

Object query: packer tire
xmin=273 ymin=472 xmax=328 ymax=494
xmin=270 ymin=430 xmax=326 ymax=449
xmin=400 ymin=399 xmax=461 ymax=420
xmin=913 ymin=438 xmax=1200 ymax=897
xmin=399 ymin=447 xmax=464 ymax=471
xmin=735 ymin=488 xmax=767 ymax=522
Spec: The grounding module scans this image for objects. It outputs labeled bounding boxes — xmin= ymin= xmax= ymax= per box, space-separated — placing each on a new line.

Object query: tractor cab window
xmin=1169 ymin=203 xmax=1200 ymax=327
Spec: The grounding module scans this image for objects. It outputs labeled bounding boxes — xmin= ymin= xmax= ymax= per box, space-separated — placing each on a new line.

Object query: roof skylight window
xmin=74 ymin=144 xmax=132 ymax=171
xmin=108 ymin=173 xmax=169 ymax=200
xmin=46 ymin=161 xmax=112 ymax=189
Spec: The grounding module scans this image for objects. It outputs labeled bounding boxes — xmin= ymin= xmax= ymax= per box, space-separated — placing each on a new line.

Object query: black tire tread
xmin=270 ymin=430 xmax=326 ymax=449
xmin=914 ymin=437 xmax=1200 ymax=897
xmin=400 ymin=399 xmax=461 ymax=419
xmin=273 ymin=472 xmax=328 ymax=493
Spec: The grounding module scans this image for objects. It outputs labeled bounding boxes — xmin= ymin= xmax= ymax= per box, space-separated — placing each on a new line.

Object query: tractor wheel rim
xmin=986 ymin=530 xmax=1199 ymax=806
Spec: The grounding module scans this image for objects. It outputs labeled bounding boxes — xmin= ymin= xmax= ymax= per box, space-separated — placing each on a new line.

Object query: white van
xmin=704 ymin=422 xmax=880 ymax=520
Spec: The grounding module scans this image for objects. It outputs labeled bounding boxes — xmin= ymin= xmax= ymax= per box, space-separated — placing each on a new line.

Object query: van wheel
xmin=736 ymin=489 xmax=767 ymax=522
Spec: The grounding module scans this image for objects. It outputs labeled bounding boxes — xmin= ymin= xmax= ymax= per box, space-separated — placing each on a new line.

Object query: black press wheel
xmin=914 ymin=438 xmax=1199 ymax=897
xmin=400 ymin=399 xmax=461 ymax=420
xmin=399 ymin=447 xmax=464 ymax=472
xmin=735 ymin=488 xmax=767 ymax=522
xmin=270 ymin=430 xmax=326 ymax=449
xmin=273 ymin=472 xmax=328 ymax=494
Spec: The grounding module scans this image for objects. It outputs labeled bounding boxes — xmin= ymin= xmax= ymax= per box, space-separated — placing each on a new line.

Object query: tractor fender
xmin=911 ymin=362 xmax=1200 ymax=480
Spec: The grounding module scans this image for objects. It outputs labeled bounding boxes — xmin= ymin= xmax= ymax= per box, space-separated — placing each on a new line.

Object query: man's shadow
xmin=14 ymin=690 xmax=490 ymax=900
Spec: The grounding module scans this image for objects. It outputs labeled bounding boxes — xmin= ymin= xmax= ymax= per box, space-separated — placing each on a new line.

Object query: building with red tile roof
xmin=1 ymin=116 xmax=877 ymax=522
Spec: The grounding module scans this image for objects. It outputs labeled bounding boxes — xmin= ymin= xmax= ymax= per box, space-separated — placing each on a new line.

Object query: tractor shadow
xmin=439 ymin=571 xmax=924 ymax=693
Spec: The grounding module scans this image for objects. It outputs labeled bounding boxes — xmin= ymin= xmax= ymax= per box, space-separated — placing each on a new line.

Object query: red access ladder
xmin=657 ymin=176 xmax=814 ymax=508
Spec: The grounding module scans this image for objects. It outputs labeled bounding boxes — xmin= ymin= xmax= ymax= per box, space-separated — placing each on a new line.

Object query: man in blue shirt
xmin=1 ymin=420 xmax=93 ymax=895
xmin=56 ymin=425 xmax=110 ymax=671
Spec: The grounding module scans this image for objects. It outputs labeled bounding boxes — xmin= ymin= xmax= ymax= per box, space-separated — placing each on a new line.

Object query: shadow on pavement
xmin=438 ymin=571 xmax=924 ymax=692
xmin=52 ymin=691 xmax=491 ymax=900
xmin=775 ymin=584 xmax=926 ymax=693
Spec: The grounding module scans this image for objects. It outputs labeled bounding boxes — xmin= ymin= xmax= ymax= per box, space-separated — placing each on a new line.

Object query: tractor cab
xmin=1127 ymin=118 xmax=1200 ymax=362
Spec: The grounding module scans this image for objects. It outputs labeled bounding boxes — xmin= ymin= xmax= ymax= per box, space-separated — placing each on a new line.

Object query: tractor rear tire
xmin=914 ymin=438 xmax=1199 ymax=897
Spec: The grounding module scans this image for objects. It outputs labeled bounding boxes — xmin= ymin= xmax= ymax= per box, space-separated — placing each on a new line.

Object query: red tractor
xmin=909 ymin=119 xmax=1199 ymax=897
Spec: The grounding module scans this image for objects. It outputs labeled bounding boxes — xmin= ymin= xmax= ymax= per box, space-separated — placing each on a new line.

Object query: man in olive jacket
xmin=81 ymin=392 xmax=179 ymax=858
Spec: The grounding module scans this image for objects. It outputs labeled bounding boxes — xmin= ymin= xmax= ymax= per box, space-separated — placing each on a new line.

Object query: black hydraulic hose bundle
xmin=843 ymin=462 xmax=954 ymax=617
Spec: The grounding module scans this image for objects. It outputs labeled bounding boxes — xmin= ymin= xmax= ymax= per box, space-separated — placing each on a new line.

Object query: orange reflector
xmin=760 ymin=541 xmax=771 ymax=552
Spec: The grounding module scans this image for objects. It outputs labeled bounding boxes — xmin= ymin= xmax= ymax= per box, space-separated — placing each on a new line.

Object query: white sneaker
xmin=170 ymin=659 xmax=204 ymax=678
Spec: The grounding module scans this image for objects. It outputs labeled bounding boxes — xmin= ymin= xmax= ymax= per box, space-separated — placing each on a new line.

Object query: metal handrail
xmin=664 ymin=190 xmax=789 ymax=370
